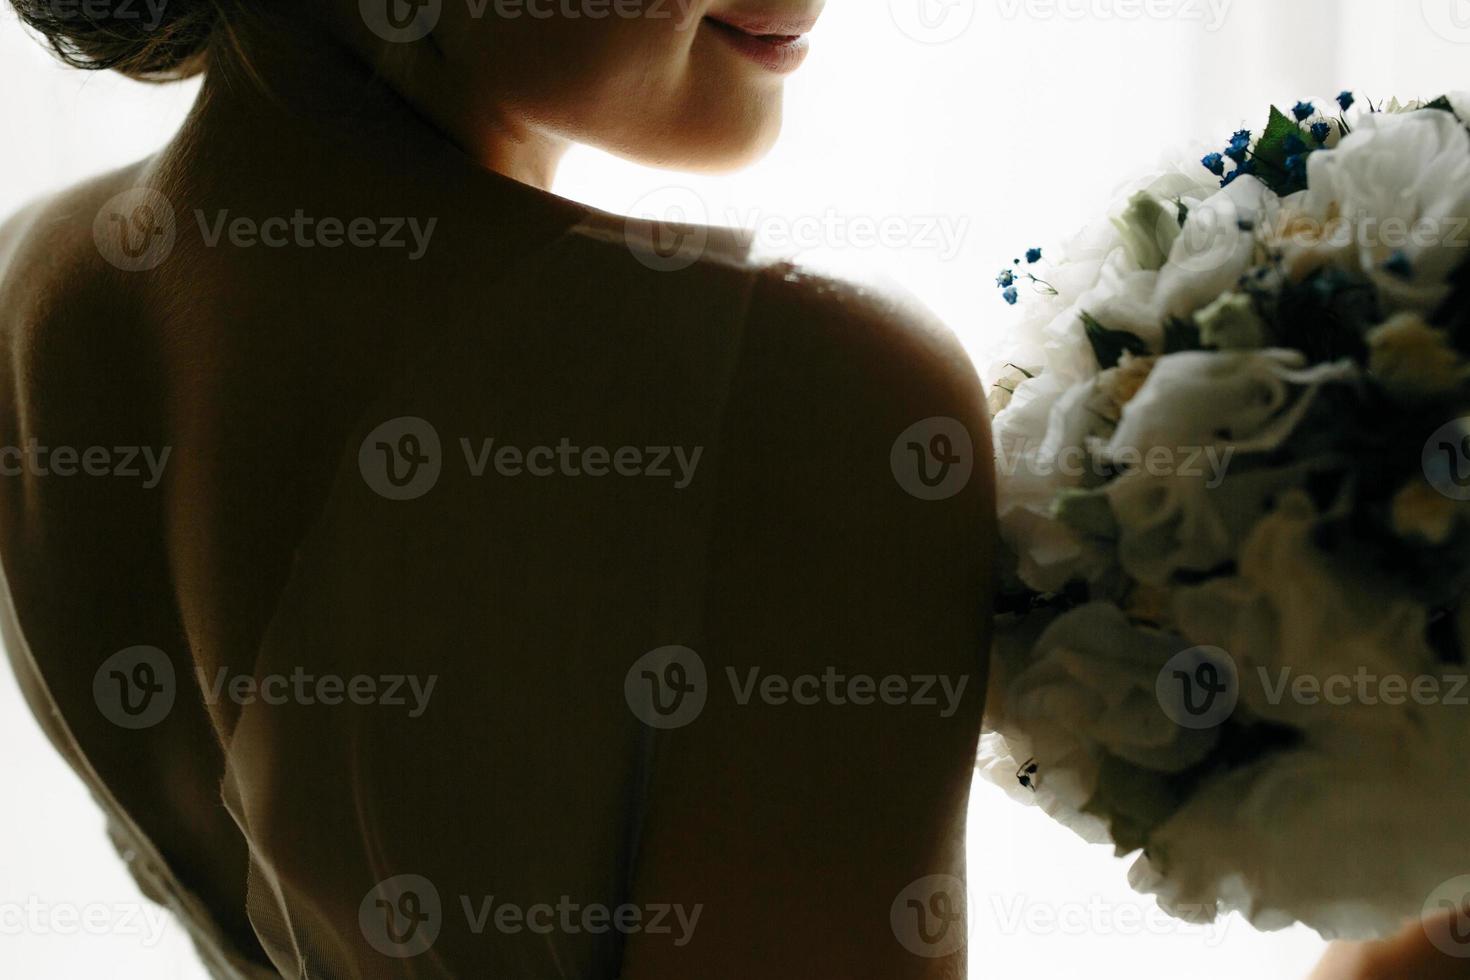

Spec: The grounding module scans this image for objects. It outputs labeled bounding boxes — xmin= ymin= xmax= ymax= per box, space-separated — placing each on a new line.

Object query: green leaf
xmin=1080 ymin=312 xmax=1150 ymax=370
xmin=1425 ymin=95 xmax=1456 ymax=115
xmin=1163 ymin=317 xmax=1203 ymax=353
xmin=1251 ymin=105 xmax=1313 ymax=195
xmin=1253 ymin=106 xmax=1301 ymax=173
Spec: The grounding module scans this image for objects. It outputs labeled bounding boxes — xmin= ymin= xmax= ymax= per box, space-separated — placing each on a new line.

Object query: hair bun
xmin=12 ymin=0 xmax=222 ymax=80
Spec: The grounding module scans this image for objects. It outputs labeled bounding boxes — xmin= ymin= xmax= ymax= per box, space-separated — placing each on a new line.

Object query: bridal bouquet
xmin=979 ymin=92 xmax=1470 ymax=940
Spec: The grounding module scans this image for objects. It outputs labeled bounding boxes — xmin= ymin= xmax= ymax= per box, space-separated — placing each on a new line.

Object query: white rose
xmin=1101 ymin=351 xmax=1357 ymax=586
xmin=1109 ymin=350 xmax=1356 ymax=456
xmin=994 ymin=374 xmax=1119 ymax=593
xmin=1155 ymin=176 xmax=1279 ymax=321
xmin=1300 ymin=108 xmax=1470 ymax=315
xmin=985 ymin=159 xmax=1226 ymax=388
xmin=1112 ymin=191 xmax=1183 ymax=271
xmin=1131 ymin=700 xmax=1470 ymax=940
xmin=1170 ymin=492 xmax=1440 ymax=728
xmin=982 ymin=604 xmax=1222 ymax=837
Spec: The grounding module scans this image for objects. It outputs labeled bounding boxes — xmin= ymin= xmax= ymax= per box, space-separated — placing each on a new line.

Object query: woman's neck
xmin=195 ymin=14 xmax=568 ymax=191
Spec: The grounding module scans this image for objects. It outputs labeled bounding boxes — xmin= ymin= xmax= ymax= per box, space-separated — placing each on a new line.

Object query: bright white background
xmin=2 ymin=0 xmax=1468 ymax=976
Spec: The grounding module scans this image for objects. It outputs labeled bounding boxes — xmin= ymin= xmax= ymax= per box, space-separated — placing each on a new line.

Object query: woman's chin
xmin=645 ymin=98 xmax=785 ymax=175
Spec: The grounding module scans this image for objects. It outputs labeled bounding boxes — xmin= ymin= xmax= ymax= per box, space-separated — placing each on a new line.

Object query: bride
xmin=0 ymin=0 xmax=995 ymax=976
xmin=1 ymin=0 xmax=1462 ymax=977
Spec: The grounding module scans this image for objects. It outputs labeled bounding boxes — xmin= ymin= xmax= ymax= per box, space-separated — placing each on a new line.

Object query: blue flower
xmin=1026 ymin=247 xmax=1043 ymax=264
xmin=1311 ymin=122 xmax=1332 ymax=144
xmin=1337 ymin=91 xmax=1356 ymax=112
xmin=1202 ymin=152 xmax=1226 ymax=176
xmin=1003 ymin=286 xmax=1020 ymax=305
xmin=1283 ymin=134 xmax=1308 ymax=156
xmin=1225 ymin=130 xmax=1252 ymax=163
xmin=1284 ymin=154 xmax=1309 ymax=185
xmin=1221 ymin=160 xmax=1257 ymax=188
xmin=996 ymin=269 xmax=1016 ymax=288
xmin=1292 ymin=101 xmax=1316 ymax=122
xmin=1384 ymin=251 xmax=1413 ymax=280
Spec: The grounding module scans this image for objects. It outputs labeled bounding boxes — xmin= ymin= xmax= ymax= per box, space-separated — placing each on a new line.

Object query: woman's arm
xmin=620 ymin=270 xmax=995 ymax=980
xmin=1312 ymin=915 xmax=1470 ymax=980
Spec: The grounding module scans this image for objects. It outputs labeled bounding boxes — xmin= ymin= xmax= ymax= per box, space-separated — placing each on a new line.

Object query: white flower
xmin=1078 ymin=266 xmax=1164 ymax=346
xmin=987 ymin=364 xmax=1032 ymax=417
xmin=981 ymin=93 xmax=1470 ymax=947
xmin=984 ymin=160 xmax=1224 ymax=390
xmin=1095 ymin=353 xmax=1157 ymax=421
xmin=1101 ymin=351 xmax=1356 ymax=587
xmin=1170 ymin=492 xmax=1439 ymax=728
xmin=1293 ymin=96 xmax=1344 ymax=149
xmin=1109 ymin=350 xmax=1354 ymax=456
xmin=993 ymin=374 xmax=1119 ymax=593
xmin=977 ymin=730 xmax=1114 ymax=846
xmin=981 ymin=604 xmax=1221 ymax=841
xmin=1130 ymin=699 xmax=1470 ymax=940
xmin=1194 ymin=292 xmax=1267 ymax=350
xmin=1112 ymin=191 xmax=1183 ymax=271
xmin=1299 ymin=107 xmax=1470 ymax=314
xmin=1155 ymin=175 xmax=1278 ymax=321
xmin=1366 ymin=312 xmax=1470 ymax=400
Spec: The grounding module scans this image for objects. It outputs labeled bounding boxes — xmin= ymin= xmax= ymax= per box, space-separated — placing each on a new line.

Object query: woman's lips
xmin=704 ymin=14 xmax=815 ymax=74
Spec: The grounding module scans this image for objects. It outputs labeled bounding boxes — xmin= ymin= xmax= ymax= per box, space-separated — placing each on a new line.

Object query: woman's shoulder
xmin=0 ymin=162 xmax=157 ymax=370
xmin=567 ymin=202 xmax=984 ymax=411
xmin=0 ymin=163 xmax=167 ymax=462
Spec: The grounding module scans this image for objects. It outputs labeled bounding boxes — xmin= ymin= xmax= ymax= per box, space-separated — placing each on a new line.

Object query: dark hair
xmin=10 ymin=0 xmax=232 ymax=81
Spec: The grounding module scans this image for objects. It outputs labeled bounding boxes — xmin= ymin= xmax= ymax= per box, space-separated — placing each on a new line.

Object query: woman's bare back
xmin=0 ymin=56 xmax=994 ymax=978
